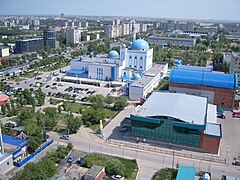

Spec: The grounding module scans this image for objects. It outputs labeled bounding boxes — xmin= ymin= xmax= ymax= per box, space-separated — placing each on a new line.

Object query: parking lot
xmin=218 ymin=110 xmax=240 ymax=165
xmin=4 ymin=71 xmax=117 ymax=101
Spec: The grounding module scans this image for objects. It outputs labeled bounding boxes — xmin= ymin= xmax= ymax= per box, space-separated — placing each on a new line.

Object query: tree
xmin=57 ymin=105 xmax=62 ymax=113
xmin=1 ymin=105 xmax=6 ymax=115
xmin=82 ymin=107 xmax=104 ymax=125
xmin=27 ymin=136 xmax=42 ymax=153
xmin=5 ymin=103 xmax=11 ymax=111
xmin=222 ymin=61 xmax=230 ymax=74
xmin=87 ymin=94 xmax=105 ymax=109
xmin=104 ymin=96 xmax=114 ymax=105
xmin=66 ymin=116 xmax=82 ymax=134
xmin=166 ymin=50 xmax=173 ymax=61
xmin=212 ymin=53 xmax=224 ymax=71
xmin=114 ymin=97 xmax=128 ymax=110
xmin=44 ymin=107 xmax=58 ymax=130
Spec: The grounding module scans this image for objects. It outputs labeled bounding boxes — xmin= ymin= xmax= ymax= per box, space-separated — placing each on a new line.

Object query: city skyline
xmin=1 ymin=0 xmax=240 ymax=21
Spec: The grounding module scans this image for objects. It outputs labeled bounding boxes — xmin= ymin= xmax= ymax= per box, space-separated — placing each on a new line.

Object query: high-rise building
xmin=15 ymin=38 xmax=44 ymax=54
xmin=61 ymin=13 xmax=64 ymax=18
xmin=43 ymin=27 xmax=56 ymax=48
xmin=140 ymin=24 xmax=148 ymax=32
xmin=104 ymin=25 xmax=119 ymax=38
xmin=81 ymin=21 xmax=88 ymax=27
xmin=66 ymin=27 xmax=81 ymax=44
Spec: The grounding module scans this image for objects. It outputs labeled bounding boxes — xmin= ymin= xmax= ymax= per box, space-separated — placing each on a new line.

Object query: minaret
xmin=131 ymin=20 xmax=136 ymax=43
xmin=0 ymin=126 xmax=4 ymax=154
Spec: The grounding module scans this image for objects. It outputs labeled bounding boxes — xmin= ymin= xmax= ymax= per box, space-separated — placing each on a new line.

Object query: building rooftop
xmin=84 ymin=165 xmax=105 ymax=178
xmin=130 ymin=63 xmax=166 ymax=88
xmin=2 ymin=134 xmax=28 ymax=148
xmin=17 ymin=38 xmax=43 ymax=42
xmin=148 ymin=35 xmax=195 ymax=42
xmin=169 ymin=69 xmax=238 ymax=90
xmin=176 ymin=166 xmax=196 ymax=180
xmin=176 ymin=65 xmax=213 ymax=72
xmin=132 ymin=92 xmax=208 ymax=125
xmin=205 ymin=123 xmax=222 ymax=137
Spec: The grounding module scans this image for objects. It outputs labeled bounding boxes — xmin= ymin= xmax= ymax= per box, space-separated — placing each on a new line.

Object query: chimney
xmin=0 ymin=126 xmax=4 ymax=154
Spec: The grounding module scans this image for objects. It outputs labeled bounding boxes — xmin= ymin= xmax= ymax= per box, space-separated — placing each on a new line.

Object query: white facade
xmin=147 ymin=35 xmax=196 ymax=47
xmin=104 ymin=25 xmax=119 ymax=38
xmin=66 ymin=28 xmax=81 ymax=44
xmin=0 ymin=48 xmax=9 ymax=57
xmin=67 ymin=34 xmax=169 ymax=100
xmin=223 ymin=52 xmax=240 ymax=85
xmin=0 ymin=153 xmax=13 ymax=175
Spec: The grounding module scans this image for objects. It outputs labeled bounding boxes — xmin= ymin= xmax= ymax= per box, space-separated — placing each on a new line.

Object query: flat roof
xmin=204 ymin=123 xmax=221 ymax=137
xmin=148 ymin=35 xmax=195 ymax=42
xmin=176 ymin=65 xmax=213 ymax=72
xmin=17 ymin=38 xmax=43 ymax=42
xmin=132 ymin=92 xmax=208 ymax=125
xmin=84 ymin=165 xmax=104 ymax=177
xmin=207 ymin=104 xmax=217 ymax=124
xmin=2 ymin=134 xmax=28 ymax=148
xmin=176 ymin=166 xmax=196 ymax=180
xmin=130 ymin=63 xmax=166 ymax=88
xmin=71 ymin=57 xmax=118 ymax=67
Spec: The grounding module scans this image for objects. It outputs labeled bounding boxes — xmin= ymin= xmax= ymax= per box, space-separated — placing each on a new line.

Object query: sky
xmin=0 ymin=0 xmax=240 ymax=21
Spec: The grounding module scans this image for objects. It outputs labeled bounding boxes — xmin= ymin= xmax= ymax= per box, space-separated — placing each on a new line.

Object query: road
xmin=48 ymin=131 xmax=240 ymax=180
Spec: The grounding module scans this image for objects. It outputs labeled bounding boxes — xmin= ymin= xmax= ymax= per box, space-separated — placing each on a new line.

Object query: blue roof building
xmin=169 ymin=69 xmax=238 ymax=90
xmin=169 ymin=68 xmax=238 ymax=109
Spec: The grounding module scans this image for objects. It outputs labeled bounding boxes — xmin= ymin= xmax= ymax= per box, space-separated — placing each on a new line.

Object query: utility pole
xmin=171 ymin=151 xmax=175 ymax=180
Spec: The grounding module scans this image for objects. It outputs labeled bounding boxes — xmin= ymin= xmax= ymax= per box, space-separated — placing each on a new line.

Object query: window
xmin=7 ymin=162 xmax=9 ymax=165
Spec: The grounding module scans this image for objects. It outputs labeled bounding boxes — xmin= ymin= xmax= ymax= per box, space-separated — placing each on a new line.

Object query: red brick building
xmin=169 ymin=68 xmax=238 ymax=109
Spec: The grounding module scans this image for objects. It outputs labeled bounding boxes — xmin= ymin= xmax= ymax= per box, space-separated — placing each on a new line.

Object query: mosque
xmin=66 ymin=21 xmax=168 ymax=100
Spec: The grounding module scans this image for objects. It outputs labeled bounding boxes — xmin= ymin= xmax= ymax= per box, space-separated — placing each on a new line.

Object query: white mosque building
xmin=66 ymin=21 xmax=168 ymax=100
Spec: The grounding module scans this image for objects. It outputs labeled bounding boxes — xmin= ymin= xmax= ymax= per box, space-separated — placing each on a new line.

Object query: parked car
xmin=217 ymin=112 xmax=225 ymax=119
xmin=111 ymin=175 xmax=124 ymax=180
xmin=232 ymin=110 xmax=240 ymax=117
xmin=232 ymin=158 xmax=240 ymax=166
xmin=67 ymin=155 xmax=74 ymax=163
xmin=5 ymin=121 xmax=17 ymax=128
xmin=60 ymin=135 xmax=69 ymax=140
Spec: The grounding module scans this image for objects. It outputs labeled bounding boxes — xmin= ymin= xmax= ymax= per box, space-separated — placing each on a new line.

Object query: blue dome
xmin=130 ymin=39 xmax=149 ymax=50
xmin=132 ymin=73 xmax=141 ymax=80
xmin=108 ymin=50 xmax=119 ymax=58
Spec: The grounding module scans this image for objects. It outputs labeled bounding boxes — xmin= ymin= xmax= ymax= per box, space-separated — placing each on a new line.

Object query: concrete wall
xmin=169 ymin=86 xmax=215 ymax=103
xmin=0 ymin=154 xmax=13 ymax=175
xmin=169 ymin=82 xmax=235 ymax=109
xmin=88 ymin=64 xmax=112 ymax=80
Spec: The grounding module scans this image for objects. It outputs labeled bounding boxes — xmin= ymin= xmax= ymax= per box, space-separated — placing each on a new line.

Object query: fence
xmin=107 ymin=139 xmax=225 ymax=164
xmin=13 ymin=139 xmax=54 ymax=167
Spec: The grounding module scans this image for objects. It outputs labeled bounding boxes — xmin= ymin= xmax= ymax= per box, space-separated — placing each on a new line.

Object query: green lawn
xmin=83 ymin=153 xmax=138 ymax=180
xmin=152 ymin=168 xmax=178 ymax=180
xmin=54 ymin=113 xmax=68 ymax=132
xmin=64 ymin=102 xmax=89 ymax=113
xmin=64 ymin=101 xmax=117 ymax=118
xmin=50 ymin=98 xmax=62 ymax=105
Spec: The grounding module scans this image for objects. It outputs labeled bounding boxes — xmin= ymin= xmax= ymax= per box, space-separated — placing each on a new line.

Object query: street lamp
xmin=171 ymin=151 xmax=175 ymax=180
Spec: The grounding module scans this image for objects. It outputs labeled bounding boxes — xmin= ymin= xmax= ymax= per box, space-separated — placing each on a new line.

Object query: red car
xmin=232 ymin=110 xmax=240 ymax=117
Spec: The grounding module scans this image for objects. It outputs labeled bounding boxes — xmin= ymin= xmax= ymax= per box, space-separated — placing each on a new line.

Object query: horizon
xmin=0 ymin=0 xmax=240 ymax=21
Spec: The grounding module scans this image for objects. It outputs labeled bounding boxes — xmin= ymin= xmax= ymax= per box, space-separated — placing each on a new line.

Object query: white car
xmin=111 ymin=175 xmax=124 ymax=180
